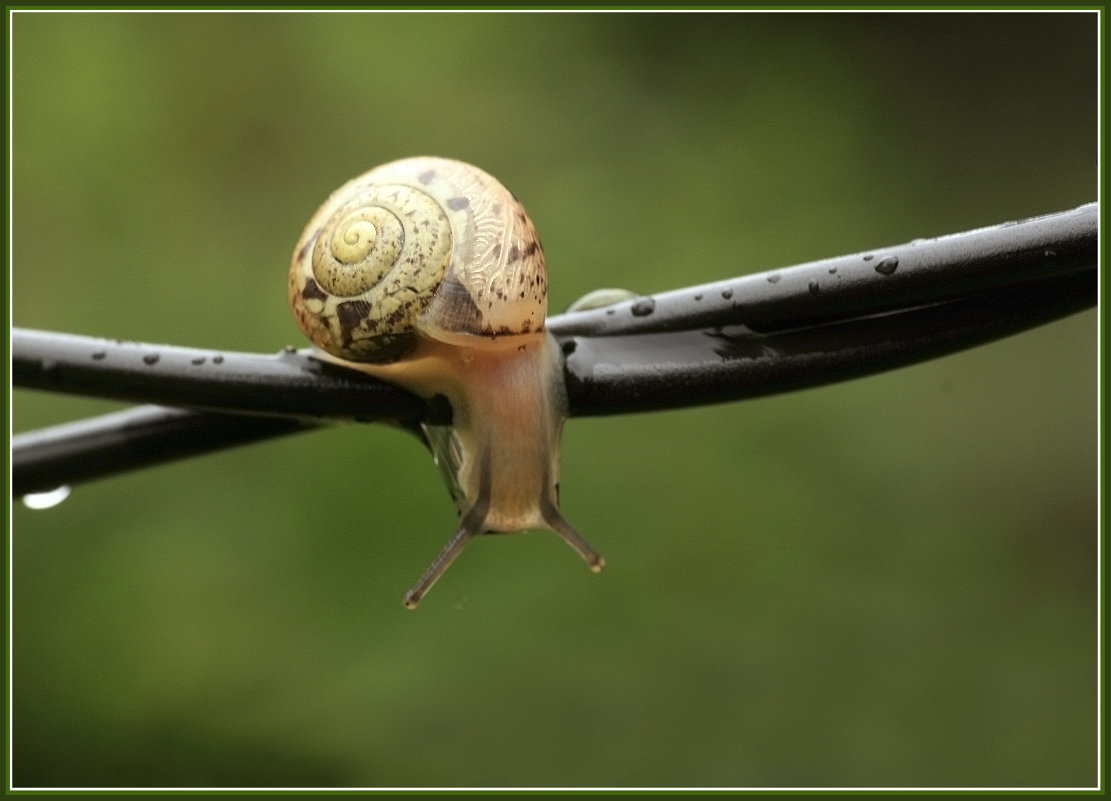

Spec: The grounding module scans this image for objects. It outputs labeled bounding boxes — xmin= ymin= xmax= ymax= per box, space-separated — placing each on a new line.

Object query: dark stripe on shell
xmin=296 ymin=232 xmax=318 ymax=262
xmin=348 ymin=331 xmax=418 ymax=364
xmin=300 ymin=278 xmax=328 ymax=302
xmin=434 ymin=271 xmax=487 ymax=335
xmin=336 ymin=299 xmax=371 ymax=340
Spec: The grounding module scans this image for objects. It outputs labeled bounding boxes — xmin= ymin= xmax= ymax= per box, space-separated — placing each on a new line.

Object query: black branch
xmin=12 ymin=202 xmax=1097 ymax=496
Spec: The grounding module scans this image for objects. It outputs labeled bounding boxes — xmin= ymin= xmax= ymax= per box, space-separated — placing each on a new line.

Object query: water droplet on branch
xmin=874 ymin=256 xmax=899 ymax=276
xmin=22 ymin=486 xmax=72 ymax=510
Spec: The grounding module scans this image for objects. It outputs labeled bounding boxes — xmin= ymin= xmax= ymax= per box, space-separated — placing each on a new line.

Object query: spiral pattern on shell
xmin=289 ymin=157 xmax=548 ymax=363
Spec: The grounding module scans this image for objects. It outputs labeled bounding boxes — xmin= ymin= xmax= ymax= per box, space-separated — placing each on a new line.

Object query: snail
xmin=288 ymin=157 xmax=603 ymax=608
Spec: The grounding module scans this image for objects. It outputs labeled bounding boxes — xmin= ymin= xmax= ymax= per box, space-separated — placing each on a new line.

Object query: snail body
xmin=288 ymin=157 xmax=602 ymax=608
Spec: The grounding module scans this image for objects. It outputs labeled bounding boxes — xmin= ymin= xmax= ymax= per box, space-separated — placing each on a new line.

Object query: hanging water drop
xmin=23 ymin=486 xmax=72 ymax=510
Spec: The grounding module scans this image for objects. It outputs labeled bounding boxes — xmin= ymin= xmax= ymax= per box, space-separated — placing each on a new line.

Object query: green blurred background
xmin=11 ymin=11 xmax=1097 ymax=789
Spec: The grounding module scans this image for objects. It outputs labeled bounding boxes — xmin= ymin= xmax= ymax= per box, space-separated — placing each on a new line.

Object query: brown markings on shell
xmin=290 ymin=158 xmax=550 ymax=358
xmin=295 ymin=231 xmax=318 ymax=263
xmin=379 ymin=300 xmax=413 ymax=331
xmin=336 ymin=300 xmax=372 ymax=343
xmin=300 ymin=277 xmax=328 ymax=302
xmin=506 ymin=240 xmax=541 ymax=264
xmin=344 ymin=331 xmax=419 ymax=364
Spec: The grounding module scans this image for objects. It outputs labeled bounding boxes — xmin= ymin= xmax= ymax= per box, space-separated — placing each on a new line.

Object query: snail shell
xmin=288 ymin=157 xmax=602 ymax=608
xmin=289 ymin=157 xmax=547 ymax=363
